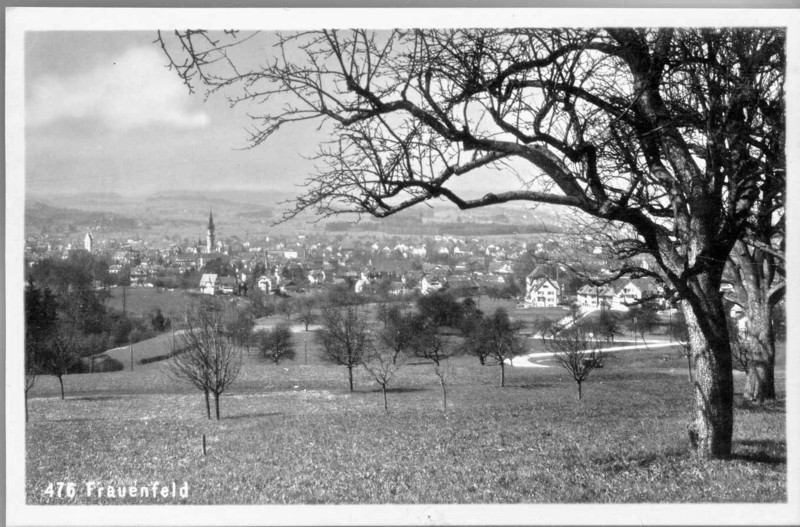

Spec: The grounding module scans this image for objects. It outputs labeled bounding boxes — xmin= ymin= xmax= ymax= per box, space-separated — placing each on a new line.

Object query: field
xmin=105 ymin=286 xmax=203 ymax=320
xmin=25 ymin=320 xmax=787 ymax=504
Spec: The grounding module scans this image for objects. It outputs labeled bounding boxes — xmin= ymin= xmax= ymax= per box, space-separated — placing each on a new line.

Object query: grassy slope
xmin=26 ymin=339 xmax=786 ymax=504
xmin=105 ymin=287 xmax=202 ymax=319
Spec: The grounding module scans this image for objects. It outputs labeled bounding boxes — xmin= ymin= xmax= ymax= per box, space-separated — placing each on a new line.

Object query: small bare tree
xmin=25 ymin=347 xmax=38 ymax=422
xmin=408 ymin=317 xmax=458 ymax=367
xmin=433 ymin=358 xmax=457 ymax=414
xmin=464 ymin=309 xmax=526 ymax=387
xmin=41 ymin=322 xmax=81 ymax=400
xmin=317 ymin=306 xmax=370 ymax=392
xmin=256 ymin=323 xmax=296 ymax=364
xmin=296 ymin=297 xmax=317 ymax=331
xmin=278 ymin=297 xmax=295 ymax=321
xmin=546 ymin=323 xmax=605 ymax=400
xmin=168 ymin=298 xmax=243 ymax=419
xmin=361 ymin=341 xmax=405 ymax=412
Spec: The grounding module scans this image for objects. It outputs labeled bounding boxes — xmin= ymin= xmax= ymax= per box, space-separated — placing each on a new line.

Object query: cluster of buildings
xmin=26 ymin=211 xmax=666 ymax=311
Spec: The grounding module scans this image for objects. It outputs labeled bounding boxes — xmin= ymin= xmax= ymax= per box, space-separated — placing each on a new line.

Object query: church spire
xmin=206 ymin=210 xmax=216 ymax=253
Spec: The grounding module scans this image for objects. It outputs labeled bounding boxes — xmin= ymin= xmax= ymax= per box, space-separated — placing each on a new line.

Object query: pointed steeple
xmin=206 ymin=210 xmax=216 ymax=253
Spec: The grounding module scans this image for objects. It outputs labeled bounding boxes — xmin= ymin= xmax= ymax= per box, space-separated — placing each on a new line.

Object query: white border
xmin=6 ymin=7 xmax=800 ymax=526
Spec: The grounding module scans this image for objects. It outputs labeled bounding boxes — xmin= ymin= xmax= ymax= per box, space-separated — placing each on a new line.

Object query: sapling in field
xmin=546 ymin=323 xmax=605 ymax=400
xmin=317 ymin=306 xmax=370 ymax=392
xmin=167 ymin=298 xmax=243 ymax=419
xmin=433 ymin=358 xmax=457 ymax=414
xmin=361 ymin=341 xmax=405 ymax=412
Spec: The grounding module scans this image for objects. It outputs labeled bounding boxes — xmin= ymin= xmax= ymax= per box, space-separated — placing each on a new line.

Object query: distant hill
xmin=25 ymin=201 xmax=138 ymax=234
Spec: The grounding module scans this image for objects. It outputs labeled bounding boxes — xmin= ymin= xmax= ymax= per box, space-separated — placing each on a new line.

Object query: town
xmin=24 ymin=209 xmax=668 ymax=315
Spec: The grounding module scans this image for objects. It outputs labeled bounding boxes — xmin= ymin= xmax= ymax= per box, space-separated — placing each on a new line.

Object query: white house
xmin=525 ymin=277 xmax=562 ymax=307
xmin=420 ymin=275 xmax=444 ymax=295
xmin=257 ymin=275 xmax=274 ymax=294
xmin=577 ymin=278 xmax=661 ymax=311
xmin=609 ymin=278 xmax=661 ymax=310
xmin=200 ymin=273 xmax=219 ymax=295
xmin=577 ymin=284 xmax=612 ymax=309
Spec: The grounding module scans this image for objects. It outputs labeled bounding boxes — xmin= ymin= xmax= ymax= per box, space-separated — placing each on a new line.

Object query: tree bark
xmin=577 ymin=380 xmax=582 ymax=400
xmin=58 ymin=375 xmax=65 ymax=400
xmin=204 ymin=388 xmax=211 ymax=419
xmin=348 ymin=365 xmax=354 ymax=392
xmin=742 ymin=297 xmax=776 ymax=403
xmin=214 ymin=392 xmax=221 ymax=420
xmin=381 ymin=384 xmax=388 ymax=412
xmin=499 ymin=361 xmax=505 ymax=387
xmin=441 ymin=381 xmax=447 ymax=413
xmin=682 ymin=282 xmax=734 ymax=459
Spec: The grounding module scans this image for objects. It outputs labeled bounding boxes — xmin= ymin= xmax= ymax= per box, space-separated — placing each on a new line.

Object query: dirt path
xmin=508 ymin=341 xmax=685 ymax=368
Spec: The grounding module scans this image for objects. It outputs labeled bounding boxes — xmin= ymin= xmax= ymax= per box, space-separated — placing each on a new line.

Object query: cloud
xmin=27 ymin=46 xmax=210 ymax=130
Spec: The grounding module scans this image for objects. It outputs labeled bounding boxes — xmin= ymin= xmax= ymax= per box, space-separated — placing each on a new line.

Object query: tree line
xmin=24 ymin=251 xmax=175 ymax=418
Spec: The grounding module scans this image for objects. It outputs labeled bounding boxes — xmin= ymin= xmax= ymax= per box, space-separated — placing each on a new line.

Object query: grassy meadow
xmin=25 ymin=308 xmax=787 ymax=504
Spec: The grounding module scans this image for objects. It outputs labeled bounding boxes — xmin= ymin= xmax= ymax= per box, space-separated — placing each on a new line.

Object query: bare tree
xmin=278 ymin=297 xmax=295 ymax=321
xmin=256 ymin=323 xmax=296 ymax=364
xmin=225 ymin=305 xmax=255 ymax=351
xmin=726 ymin=236 xmax=784 ymax=403
xmin=532 ymin=317 xmax=558 ymax=344
xmin=296 ymin=297 xmax=317 ymax=331
xmin=547 ymin=323 xmax=606 ymax=400
xmin=159 ymin=27 xmax=784 ymax=458
xmin=41 ymin=323 xmax=81 ymax=400
xmin=595 ymin=309 xmax=623 ymax=344
xmin=464 ymin=309 xmax=526 ymax=387
xmin=317 ymin=306 xmax=370 ymax=392
xmin=167 ymin=298 xmax=243 ymax=420
xmin=25 ymin=348 xmax=38 ymax=422
xmin=361 ymin=341 xmax=404 ymax=412
xmin=433 ymin=357 xmax=457 ymax=414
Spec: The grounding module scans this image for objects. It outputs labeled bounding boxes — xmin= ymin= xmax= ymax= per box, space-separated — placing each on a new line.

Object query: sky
xmin=23 ymin=29 xmax=534 ymax=203
xmin=24 ymin=30 xmax=330 ymax=198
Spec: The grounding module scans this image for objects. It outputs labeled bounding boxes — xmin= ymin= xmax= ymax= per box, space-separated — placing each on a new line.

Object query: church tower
xmin=206 ymin=211 xmax=216 ymax=253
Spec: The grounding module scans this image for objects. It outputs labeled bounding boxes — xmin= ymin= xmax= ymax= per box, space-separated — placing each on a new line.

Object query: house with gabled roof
xmin=525 ymin=277 xmax=562 ymax=307
xmin=577 ymin=277 xmax=661 ymax=311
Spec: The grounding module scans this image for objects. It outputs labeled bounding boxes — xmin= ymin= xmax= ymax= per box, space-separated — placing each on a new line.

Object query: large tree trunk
xmin=742 ymin=297 xmax=776 ymax=403
xmin=730 ymin=240 xmax=779 ymax=403
xmin=681 ymin=279 xmax=734 ymax=459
